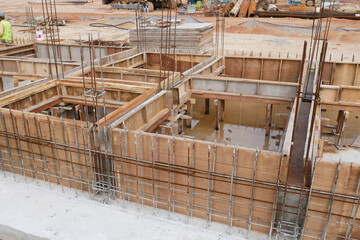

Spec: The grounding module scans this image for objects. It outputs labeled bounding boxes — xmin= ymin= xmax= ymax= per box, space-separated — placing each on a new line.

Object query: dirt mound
xmin=226 ymin=24 xmax=359 ymax=43
xmin=225 ymin=24 xmax=307 ymax=38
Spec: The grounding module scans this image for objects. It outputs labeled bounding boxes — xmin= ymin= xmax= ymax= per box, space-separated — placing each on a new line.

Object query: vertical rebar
xmin=248 ymin=147 xmax=259 ymax=237
xmin=50 ymin=119 xmax=63 ymax=190
xmin=73 ymin=119 xmax=84 ymax=192
xmin=300 ymin=158 xmax=319 ymax=239
xmin=35 ymin=116 xmax=51 ymax=187
xmin=9 ymin=110 xmax=26 ymax=178
xmin=228 ymin=145 xmax=238 ymax=231
xmin=0 ymin=112 xmax=15 ymax=177
xmin=322 ymin=159 xmax=341 ymax=239
xmin=345 ymin=178 xmax=360 ymax=240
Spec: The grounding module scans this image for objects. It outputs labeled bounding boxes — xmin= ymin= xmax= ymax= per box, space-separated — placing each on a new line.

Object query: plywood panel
xmin=244 ymin=59 xmax=262 ymax=80
xmin=0 ymin=109 xmax=92 ymax=191
xmin=225 ymin=57 xmax=243 ymax=77
xmin=111 ymin=129 xmax=282 ymax=234
xmin=304 ymin=160 xmax=360 ymax=239
xmin=262 ymin=59 xmax=280 ymax=81
xmin=321 ymin=62 xmax=333 ymax=84
xmin=280 ymin=60 xmax=300 ymax=83
xmin=333 ymin=63 xmax=357 ymax=86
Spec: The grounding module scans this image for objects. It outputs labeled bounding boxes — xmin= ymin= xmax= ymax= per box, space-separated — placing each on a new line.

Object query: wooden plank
xmin=23 ymin=96 xmax=61 ymax=113
xmin=137 ymin=109 xmax=170 ymax=132
xmin=192 ymin=90 xmax=293 ymax=105
xmin=0 ymin=80 xmax=58 ymax=107
xmin=101 ymin=88 xmax=156 ymax=128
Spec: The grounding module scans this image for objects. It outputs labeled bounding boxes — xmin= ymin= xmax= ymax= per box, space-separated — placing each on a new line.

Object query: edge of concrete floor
xmin=0 ymin=224 xmax=48 ymax=240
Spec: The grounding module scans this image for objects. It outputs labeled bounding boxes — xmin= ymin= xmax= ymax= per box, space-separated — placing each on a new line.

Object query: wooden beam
xmin=65 ymin=76 xmax=158 ymax=88
xmin=23 ymin=96 xmax=61 ymax=113
xmin=60 ymin=81 xmax=151 ymax=94
xmin=137 ymin=109 xmax=170 ymax=132
xmin=62 ymin=96 xmax=126 ymax=109
xmin=104 ymin=88 xmax=156 ymax=129
xmin=192 ymin=90 xmax=293 ymax=105
xmin=321 ymin=102 xmax=360 ymax=112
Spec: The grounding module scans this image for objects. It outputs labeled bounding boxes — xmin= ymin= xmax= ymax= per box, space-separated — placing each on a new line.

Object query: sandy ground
xmin=0 ymin=172 xmax=270 ymax=240
xmin=0 ymin=0 xmax=359 ymax=61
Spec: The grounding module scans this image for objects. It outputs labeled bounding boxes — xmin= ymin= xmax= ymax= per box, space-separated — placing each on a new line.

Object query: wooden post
xmin=220 ymin=100 xmax=225 ymax=121
xmin=337 ymin=111 xmax=349 ymax=146
xmin=81 ymin=105 xmax=86 ymax=121
xmin=13 ymin=79 xmax=19 ymax=88
xmin=335 ymin=110 xmax=345 ymax=134
xmin=173 ymin=123 xmax=179 ymax=136
xmin=186 ymin=100 xmax=192 ymax=127
xmin=320 ymin=117 xmax=330 ymax=138
xmin=178 ymin=119 xmax=184 ymax=134
xmin=214 ymin=99 xmax=220 ymax=130
xmin=161 ymin=127 xmax=166 ymax=135
xmin=0 ymin=77 xmax=3 ymax=91
xmin=265 ymin=104 xmax=273 ymax=136
xmin=205 ymin=98 xmax=210 ymax=115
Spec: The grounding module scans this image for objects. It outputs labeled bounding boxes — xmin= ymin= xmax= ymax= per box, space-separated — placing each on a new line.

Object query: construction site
xmin=0 ymin=0 xmax=359 ymax=239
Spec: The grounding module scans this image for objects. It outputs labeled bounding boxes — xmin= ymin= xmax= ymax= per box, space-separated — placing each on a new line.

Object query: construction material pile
xmin=201 ymin=0 xmax=360 ymax=19
xmin=129 ymin=22 xmax=213 ymax=54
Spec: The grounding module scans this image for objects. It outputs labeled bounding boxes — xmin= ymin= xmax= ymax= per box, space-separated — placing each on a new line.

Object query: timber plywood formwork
xmin=0 ymin=46 xmax=140 ymax=90
xmin=224 ymin=56 xmax=302 ymax=83
xmin=145 ymin=53 xmax=211 ymax=73
xmin=0 ymin=80 xmax=153 ymax=112
xmin=0 ymin=108 xmax=93 ymax=191
xmin=36 ymin=43 xmax=131 ymax=62
xmin=110 ymin=91 xmax=172 ymax=132
xmin=0 ymin=72 xmax=158 ymax=190
xmin=68 ymin=65 xmax=181 ymax=90
xmin=320 ymin=85 xmax=360 ymax=111
xmin=0 ymin=44 xmax=36 ymax=57
xmin=0 ymin=57 xmax=79 ymax=78
xmin=111 ymin=129 xmax=283 ymax=234
xmin=303 ymin=159 xmax=360 ymax=239
xmin=1 ymin=45 xmax=360 ymax=240
xmin=105 ymin=52 xmax=147 ymax=68
xmin=321 ymin=61 xmax=360 ymax=86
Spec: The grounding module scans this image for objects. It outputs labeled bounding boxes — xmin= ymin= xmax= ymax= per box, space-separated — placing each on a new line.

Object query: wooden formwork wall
xmin=36 ymin=43 xmax=131 ymax=62
xmin=304 ymin=160 xmax=360 ymax=239
xmin=111 ymin=130 xmax=282 ymax=234
xmin=105 ymin=53 xmax=146 ymax=68
xmin=146 ymin=53 xmax=210 ymax=73
xmin=111 ymin=91 xmax=170 ymax=131
xmin=321 ymin=62 xmax=360 ymax=86
xmin=0 ymin=44 xmax=35 ymax=57
xmin=320 ymin=85 xmax=360 ymax=106
xmin=0 ymin=109 xmax=93 ymax=191
xmin=0 ymin=58 xmax=79 ymax=78
xmin=224 ymin=57 xmax=301 ymax=83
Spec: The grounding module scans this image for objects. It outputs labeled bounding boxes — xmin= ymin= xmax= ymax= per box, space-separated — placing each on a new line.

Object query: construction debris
xmin=229 ymin=0 xmax=243 ymax=17
xmin=201 ymin=0 xmax=360 ymax=19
